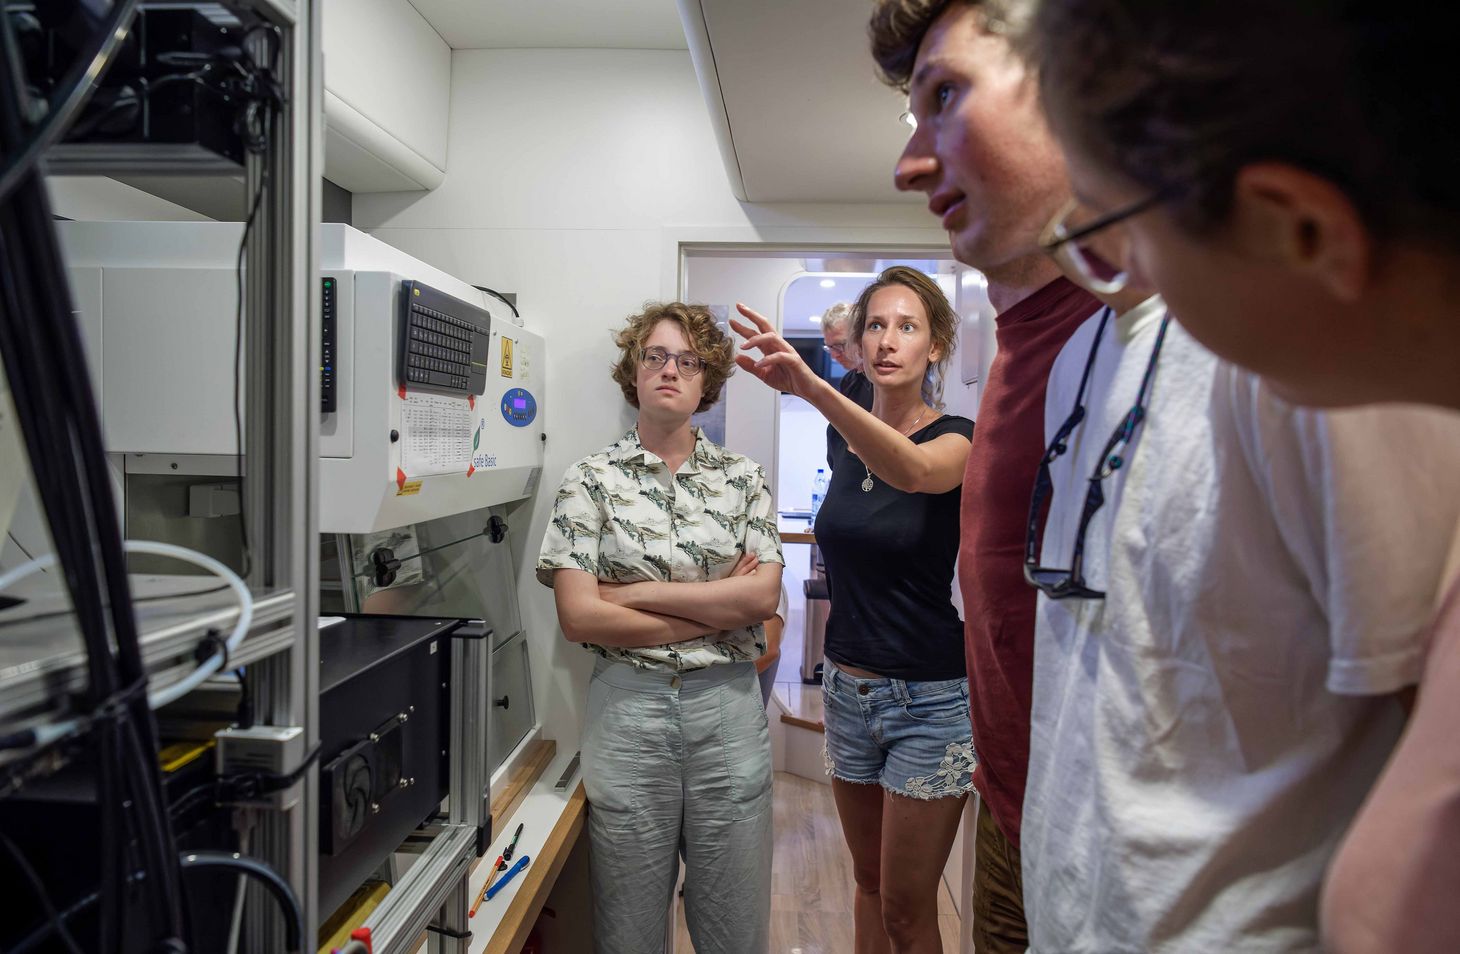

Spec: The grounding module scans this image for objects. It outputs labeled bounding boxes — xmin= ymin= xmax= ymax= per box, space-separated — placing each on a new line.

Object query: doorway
xmin=680 ymin=246 xmax=989 ymax=679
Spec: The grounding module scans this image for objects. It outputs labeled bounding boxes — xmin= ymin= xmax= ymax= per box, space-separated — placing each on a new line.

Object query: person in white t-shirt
xmin=1018 ymin=281 xmax=1460 ymax=951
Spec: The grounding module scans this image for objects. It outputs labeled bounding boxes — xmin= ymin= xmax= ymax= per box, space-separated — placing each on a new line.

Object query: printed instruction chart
xmin=400 ymin=392 xmax=475 ymax=476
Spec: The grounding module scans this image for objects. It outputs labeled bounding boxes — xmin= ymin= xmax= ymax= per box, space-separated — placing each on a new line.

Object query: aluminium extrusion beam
xmin=358 ymin=621 xmax=492 ymax=954
xmin=362 ymin=826 xmax=478 ymax=954
xmin=450 ymin=621 xmax=493 ymax=842
xmin=237 ymin=0 xmax=323 ymax=948
xmin=0 ymin=589 xmax=295 ymax=724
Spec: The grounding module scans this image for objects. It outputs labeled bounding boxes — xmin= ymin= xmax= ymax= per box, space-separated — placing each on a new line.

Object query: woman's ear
xmin=927 ymin=338 xmax=944 ymax=365
xmin=1232 ymin=162 xmax=1374 ymax=301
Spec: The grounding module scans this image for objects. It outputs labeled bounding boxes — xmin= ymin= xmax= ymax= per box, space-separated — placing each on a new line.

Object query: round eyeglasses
xmin=640 ymin=347 xmax=704 ymax=377
xmin=1040 ymin=188 xmax=1172 ymax=295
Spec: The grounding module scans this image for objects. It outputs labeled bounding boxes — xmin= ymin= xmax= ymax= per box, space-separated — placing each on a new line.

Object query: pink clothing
xmin=1322 ymin=533 xmax=1460 ymax=954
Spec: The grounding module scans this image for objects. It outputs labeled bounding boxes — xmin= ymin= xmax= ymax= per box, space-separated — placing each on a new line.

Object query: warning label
xmin=500 ymin=336 xmax=515 ymax=378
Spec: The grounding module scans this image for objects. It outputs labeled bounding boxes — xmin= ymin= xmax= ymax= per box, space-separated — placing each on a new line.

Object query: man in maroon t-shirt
xmin=869 ymin=3 xmax=1101 ymax=950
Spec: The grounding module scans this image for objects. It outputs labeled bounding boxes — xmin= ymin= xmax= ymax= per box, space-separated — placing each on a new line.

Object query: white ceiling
xmin=406 ymin=0 xmax=921 ymax=205
xmin=406 ymin=0 xmax=688 ymax=50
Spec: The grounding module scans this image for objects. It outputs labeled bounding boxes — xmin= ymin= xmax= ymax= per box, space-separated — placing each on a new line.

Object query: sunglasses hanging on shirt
xmin=1023 ymin=309 xmax=1171 ymax=600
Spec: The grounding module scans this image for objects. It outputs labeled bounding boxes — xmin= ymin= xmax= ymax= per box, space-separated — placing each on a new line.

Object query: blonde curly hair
xmin=610 ymin=302 xmax=735 ymax=413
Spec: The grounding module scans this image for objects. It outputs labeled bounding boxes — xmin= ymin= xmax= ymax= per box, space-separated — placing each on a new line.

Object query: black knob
xmin=494 ymin=696 xmax=510 ymax=709
xmin=389 ymin=429 xmax=400 ymax=443
xmin=487 ymin=514 xmax=509 ymax=543
xmin=370 ymin=547 xmax=401 ymax=587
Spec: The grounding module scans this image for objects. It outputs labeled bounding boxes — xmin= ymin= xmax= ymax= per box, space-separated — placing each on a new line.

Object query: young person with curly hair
xmin=537 ymin=302 xmax=784 ymax=952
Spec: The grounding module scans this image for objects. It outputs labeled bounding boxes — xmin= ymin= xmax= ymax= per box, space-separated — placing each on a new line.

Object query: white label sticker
xmin=399 ymin=392 xmax=474 ymax=477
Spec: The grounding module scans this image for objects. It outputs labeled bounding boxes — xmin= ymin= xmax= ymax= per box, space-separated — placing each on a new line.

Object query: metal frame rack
xmin=0 ymin=3 xmax=496 ymax=949
xmin=0 ymin=1 xmax=325 ymax=948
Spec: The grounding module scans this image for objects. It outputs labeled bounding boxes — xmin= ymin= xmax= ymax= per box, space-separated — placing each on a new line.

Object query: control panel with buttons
xmin=500 ymin=387 xmax=537 ymax=427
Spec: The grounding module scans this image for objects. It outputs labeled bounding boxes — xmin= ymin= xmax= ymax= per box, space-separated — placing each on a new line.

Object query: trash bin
xmin=801 ymin=545 xmax=829 ymax=684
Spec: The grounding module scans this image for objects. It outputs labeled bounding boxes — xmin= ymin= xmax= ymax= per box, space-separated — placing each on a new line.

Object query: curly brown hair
xmin=849 ymin=266 xmax=959 ymax=409
xmin=868 ymin=0 xmax=1023 ymax=92
xmin=1027 ymin=0 xmax=1460 ymax=246
xmin=610 ymin=302 xmax=735 ymax=414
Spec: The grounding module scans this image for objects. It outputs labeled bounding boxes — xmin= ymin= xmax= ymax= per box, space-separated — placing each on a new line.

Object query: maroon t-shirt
xmin=961 ymin=277 xmax=1099 ymax=846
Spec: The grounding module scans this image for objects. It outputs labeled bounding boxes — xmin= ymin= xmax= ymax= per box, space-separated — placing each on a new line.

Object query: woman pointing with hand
xmin=734 ymin=266 xmax=974 ymax=954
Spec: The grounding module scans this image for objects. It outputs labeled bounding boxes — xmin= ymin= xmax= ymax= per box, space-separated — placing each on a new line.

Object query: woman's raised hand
xmin=730 ymin=303 xmax=823 ymax=399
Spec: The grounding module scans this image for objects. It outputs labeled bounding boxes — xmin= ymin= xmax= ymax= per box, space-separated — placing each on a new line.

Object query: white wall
xmin=681 ymin=253 xmax=806 ymax=486
xmin=353 ymin=48 xmax=947 ymax=754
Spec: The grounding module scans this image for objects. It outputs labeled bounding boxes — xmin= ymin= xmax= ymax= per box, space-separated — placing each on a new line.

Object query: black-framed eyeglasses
xmin=640 ymin=347 xmax=704 ymax=377
xmin=1040 ymin=186 xmax=1175 ymax=295
xmin=1024 ymin=309 xmax=1172 ymax=600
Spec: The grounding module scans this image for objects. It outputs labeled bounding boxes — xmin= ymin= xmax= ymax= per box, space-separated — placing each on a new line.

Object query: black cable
xmin=472 ymin=284 xmax=520 ymax=318
xmin=0 ymin=0 xmax=142 ymax=203
xmin=166 ymin=743 xmax=322 ymax=822
xmin=178 ymin=851 xmax=303 ymax=954
xmin=6 ymin=529 xmax=39 ymax=563
xmin=0 ymin=6 xmax=189 ymax=944
xmin=233 ymin=160 xmax=268 ymax=582
xmin=14 ymin=139 xmax=188 ymax=947
xmin=8 ymin=866 xmax=152 ymax=954
xmin=0 ymin=830 xmax=88 ymax=954
xmin=0 ymin=94 xmax=132 ymax=954
xmin=65 ymin=69 xmax=212 ymax=141
xmin=0 ymin=10 xmax=287 ymax=950
xmin=235 ymin=666 xmax=255 ymax=730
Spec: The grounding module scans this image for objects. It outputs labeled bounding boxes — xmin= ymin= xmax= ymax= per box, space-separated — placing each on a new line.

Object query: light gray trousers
xmin=582 ymin=659 xmax=773 ymax=954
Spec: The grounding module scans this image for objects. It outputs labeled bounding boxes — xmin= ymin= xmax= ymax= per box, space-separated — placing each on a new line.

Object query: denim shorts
xmin=822 ymin=659 xmax=977 ymax=800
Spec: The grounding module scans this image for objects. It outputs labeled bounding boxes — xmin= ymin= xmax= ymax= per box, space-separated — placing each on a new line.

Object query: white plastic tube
xmin=0 ymin=539 xmax=253 ymax=714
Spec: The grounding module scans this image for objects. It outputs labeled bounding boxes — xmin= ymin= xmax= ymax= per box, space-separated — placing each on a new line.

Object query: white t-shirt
xmin=1022 ymin=297 xmax=1460 ymax=953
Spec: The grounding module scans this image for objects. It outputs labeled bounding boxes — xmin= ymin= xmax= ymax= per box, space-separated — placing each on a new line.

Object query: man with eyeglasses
xmin=1015 ymin=142 xmax=1460 ymax=951
xmin=871 ymin=2 xmax=1104 ymax=949
xmin=820 ymin=302 xmax=862 ymax=374
xmin=820 ymin=303 xmax=876 ymax=470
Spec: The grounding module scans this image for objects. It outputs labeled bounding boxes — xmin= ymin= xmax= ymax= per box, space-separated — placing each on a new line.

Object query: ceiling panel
xmin=695 ymin=0 xmax=918 ymax=203
xmin=407 ymin=0 xmax=688 ymax=50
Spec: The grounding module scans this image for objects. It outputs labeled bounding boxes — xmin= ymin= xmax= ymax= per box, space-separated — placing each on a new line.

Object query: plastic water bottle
xmin=811 ymin=468 xmax=828 ymax=518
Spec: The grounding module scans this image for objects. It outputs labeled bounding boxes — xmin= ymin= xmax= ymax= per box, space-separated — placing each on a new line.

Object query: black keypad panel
xmin=396 ymin=280 xmax=492 ymax=397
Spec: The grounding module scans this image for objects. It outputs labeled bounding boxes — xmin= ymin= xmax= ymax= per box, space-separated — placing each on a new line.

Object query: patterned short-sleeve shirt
xmin=537 ymin=427 xmax=784 ymax=672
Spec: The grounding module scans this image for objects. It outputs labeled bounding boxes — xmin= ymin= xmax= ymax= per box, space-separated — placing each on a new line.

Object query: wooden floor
xmin=674 ymin=772 xmax=962 ymax=952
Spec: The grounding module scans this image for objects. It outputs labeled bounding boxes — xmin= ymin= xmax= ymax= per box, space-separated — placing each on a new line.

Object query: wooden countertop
xmin=464 ymin=748 xmax=588 ymax=954
xmin=481 ymin=782 xmax=587 ymax=954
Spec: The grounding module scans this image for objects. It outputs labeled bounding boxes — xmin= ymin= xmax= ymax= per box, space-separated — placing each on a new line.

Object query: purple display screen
xmin=513 ymin=398 xmax=527 ymax=409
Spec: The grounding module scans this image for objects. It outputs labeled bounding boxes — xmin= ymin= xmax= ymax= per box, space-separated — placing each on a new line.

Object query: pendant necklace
xmin=862 ymin=407 xmax=927 ymax=492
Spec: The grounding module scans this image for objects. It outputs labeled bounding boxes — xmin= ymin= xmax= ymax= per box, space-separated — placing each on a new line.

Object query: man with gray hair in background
xmin=821 ymin=301 xmax=874 ymax=409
